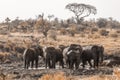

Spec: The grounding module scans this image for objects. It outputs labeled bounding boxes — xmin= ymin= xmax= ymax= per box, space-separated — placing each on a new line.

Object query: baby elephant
xmin=23 ymin=46 xmax=43 ymax=69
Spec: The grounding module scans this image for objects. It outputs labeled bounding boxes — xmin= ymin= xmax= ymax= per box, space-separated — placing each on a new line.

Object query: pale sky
xmin=0 ymin=0 xmax=120 ymax=22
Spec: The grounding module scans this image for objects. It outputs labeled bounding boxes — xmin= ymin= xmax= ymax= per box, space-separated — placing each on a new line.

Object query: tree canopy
xmin=65 ymin=3 xmax=97 ymax=24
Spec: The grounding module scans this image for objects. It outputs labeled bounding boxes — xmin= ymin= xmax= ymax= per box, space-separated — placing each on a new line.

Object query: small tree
xmin=48 ymin=14 xmax=54 ymax=21
xmin=65 ymin=3 xmax=97 ymax=24
xmin=35 ymin=13 xmax=51 ymax=38
xmin=97 ymin=18 xmax=108 ymax=28
xmin=5 ymin=17 xmax=11 ymax=32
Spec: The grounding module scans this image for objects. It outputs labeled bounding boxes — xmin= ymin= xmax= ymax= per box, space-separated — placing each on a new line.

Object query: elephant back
xmin=23 ymin=48 xmax=35 ymax=61
xmin=43 ymin=46 xmax=56 ymax=58
xmin=83 ymin=45 xmax=93 ymax=50
xmin=69 ymin=44 xmax=82 ymax=53
xmin=34 ymin=45 xmax=44 ymax=57
xmin=58 ymin=45 xmax=67 ymax=52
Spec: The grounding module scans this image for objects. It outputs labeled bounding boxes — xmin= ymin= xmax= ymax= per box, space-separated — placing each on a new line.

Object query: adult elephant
xmin=23 ymin=45 xmax=43 ymax=69
xmin=62 ymin=44 xmax=82 ymax=69
xmin=43 ymin=46 xmax=64 ymax=69
xmin=81 ymin=45 xmax=104 ymax=68
xmin=67 ymin=49 xmax=82 ymax=70
xmin=58 ymin=45 xmax=67 ymax=52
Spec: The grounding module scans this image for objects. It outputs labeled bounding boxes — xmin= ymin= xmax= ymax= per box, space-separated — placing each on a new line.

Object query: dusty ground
xmin=0 ymin=62 xmax=113 ymax=80
xmin=0 ymin=32 xmax=120 ymax=80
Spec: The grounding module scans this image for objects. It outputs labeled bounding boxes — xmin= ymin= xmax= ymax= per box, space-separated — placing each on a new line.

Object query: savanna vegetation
xmin=0 ymin=2 xmax=120 ymax=80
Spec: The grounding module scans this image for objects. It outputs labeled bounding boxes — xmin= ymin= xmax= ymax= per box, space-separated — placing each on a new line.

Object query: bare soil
xmin=0 ymin=62 xmax=113 ymax=80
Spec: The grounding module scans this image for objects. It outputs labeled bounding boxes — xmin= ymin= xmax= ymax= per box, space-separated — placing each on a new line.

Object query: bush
xmin=99 ymin=29 xmax=109 ymax=36
xmin=59 ymin=28 xmax=67 ymax=35
xmin=77 ymin=26 xmax=86 ymax=32
xmin=110 ymin=33 xmax=118 ymax=38
xmin=80 ymin=33 xmax=86 ymax=37
xmin=91 ymin=27 xmax=98 ymax=33
xmin=48 ymin=30 xmax=57 ymax=40
xmin=116 ymin=30 xmax=120 ymax=34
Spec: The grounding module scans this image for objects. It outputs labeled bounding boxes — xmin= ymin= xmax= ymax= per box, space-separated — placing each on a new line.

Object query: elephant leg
xmin=31 ymin=60 xmax=34 ymax=68
xmin=52 ymin=60 xmax=56 ymax=69
xmin=70 ymin=60 xmax=74 ymax=69
xmin=93 ymin=60 xmax=96 ymax=68
xmin=45 ymin=59 xmax=48 ymax=69
xmin=93 ymin=58 xmax=99 ymax=68
xmin=26 ymin=60 xmax=30 ymax=69
xmin=24 ymin=59 xmax=27 ymax=69
xmin=51 ymin=57 xmax=56 ymax=69
xmin=35 ymin=59 xmax=38 ymax=68
xmin=88 ymin=60 xmax=92 ymax=68
xmin=93 ymin=59 xmax=98 ymax=68
xmin=67 ymin=60 xmax=70 ymax=69
xmin=66 ymin=59 xmax=69 ymax=68
xmin=60 ymin=60 xmax=64 ymax=68
xmin=48 ymin=60 xmax=51 ymax=69
xmin=96 ymin=57 xmax=99 ymax=68
xmin=82 ymin=60 xmax=86 ymax=69
xmin=75 ymin=60 xmax=80 ymax=70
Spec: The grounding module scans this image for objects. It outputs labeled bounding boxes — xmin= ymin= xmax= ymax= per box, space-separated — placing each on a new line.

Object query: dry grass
xmin=1 ymin=29 xmax=120 ymax=54
xmin=81 ymin=68 xmax=120 ymax=80
xmin=0 ymin=52 xmax=10 ymax=60
xmin=0 ymin=29 xmax=120 ymax=80
xmin=39 ymin=68 xmax=120 ymax=80
xmin=39 ymin=72 xmax=77 ymax=80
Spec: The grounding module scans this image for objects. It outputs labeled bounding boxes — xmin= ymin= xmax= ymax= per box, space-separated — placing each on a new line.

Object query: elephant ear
xmin=100 ymin=45 xmax=104 ymax=53
xmin=77 ymin=45 xmax=82 ymax=53
xmin=91 ymin=45 xmax=98 ymax=53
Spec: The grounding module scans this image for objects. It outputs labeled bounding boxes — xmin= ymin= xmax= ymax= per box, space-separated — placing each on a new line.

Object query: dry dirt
xmin=0 ymin=62 xmax=113 ymax=80
xmin=0 ymin=32 xmax=120 ymax=80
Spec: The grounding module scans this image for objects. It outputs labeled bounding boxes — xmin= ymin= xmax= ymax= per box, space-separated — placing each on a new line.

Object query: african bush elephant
xmin=23 ymin=45 xmax=43 ymax=69
xmin=58 ymin=45 xmax=67 ymax=52
xmin=62 ymin=44 xmax=82 ymax=69
xmin=67 ymin=49 xmax=82 ymax=70
xmin=81 ymin=45 xmax=104 ymax=68
xmin=43 ymin=46 xmax=64 ymax=69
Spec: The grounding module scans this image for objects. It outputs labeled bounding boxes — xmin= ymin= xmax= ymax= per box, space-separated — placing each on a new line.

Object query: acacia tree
xmin=65 ymin=3 xmax=97 ymax=24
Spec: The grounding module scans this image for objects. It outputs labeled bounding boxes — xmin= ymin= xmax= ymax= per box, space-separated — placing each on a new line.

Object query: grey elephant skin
xmin=43 ymin=46 xmax=64 ymax=69
xmin=81 ymin=45 xmax=104 ymax=68
xmin=23 ymin=46 xmax=43 ymax=69
xmin=63 ymin=44 xmax=82 ymax=69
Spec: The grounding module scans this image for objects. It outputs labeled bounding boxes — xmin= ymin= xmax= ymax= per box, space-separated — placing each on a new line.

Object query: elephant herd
xmin=23 ymin=44 xmax=104 ymax=70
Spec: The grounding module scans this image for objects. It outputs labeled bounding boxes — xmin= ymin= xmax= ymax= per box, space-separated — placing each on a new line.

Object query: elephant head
xmin=98 ymin=45 xmax=104 ymax=63
xmin=66 ymin=44 xmax=83 ymax=69
xmin=35 ymin=45 xmax=44 ymax=57
xmin=91 ymin=45 xmax=104 ymax=68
